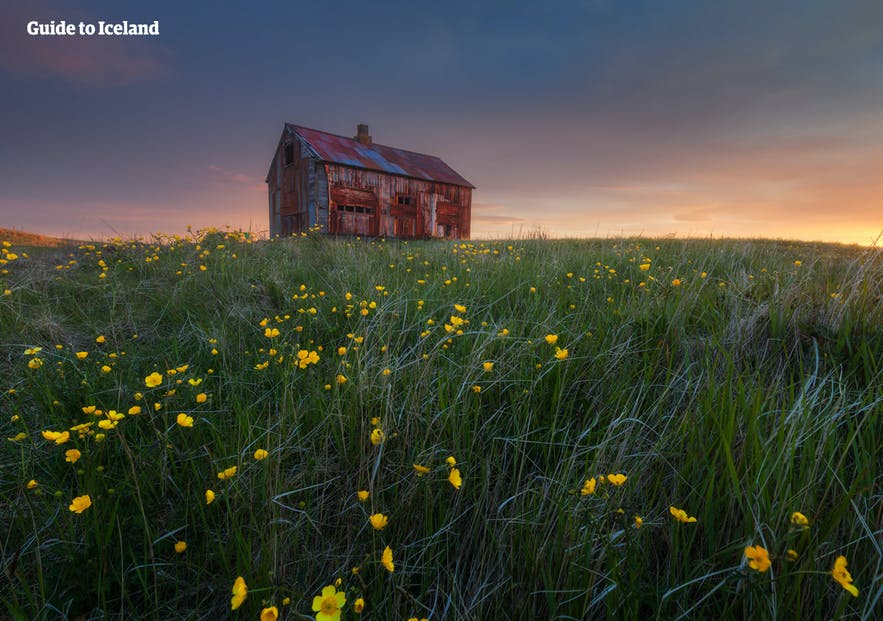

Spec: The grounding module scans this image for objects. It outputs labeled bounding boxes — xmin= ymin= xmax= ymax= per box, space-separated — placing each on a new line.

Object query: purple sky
xmin=1 ymin=0 xmax=882 ymax=244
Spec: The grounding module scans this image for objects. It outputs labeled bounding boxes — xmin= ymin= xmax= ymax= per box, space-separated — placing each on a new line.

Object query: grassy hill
xmin=1 ymin=230 xmax=880 ymax=620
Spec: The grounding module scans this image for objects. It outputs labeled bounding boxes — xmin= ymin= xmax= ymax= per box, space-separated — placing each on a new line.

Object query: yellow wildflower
xmin=145 ymin=372 xmax=163 ymax=387
xmin=669 ymin=506 xmax=697 ymax=523
xmin=554 ymin=347 xmax=569 ymax=360
xmin=312 ymin=584 xmax=346 ymax=621
xmin=544 ymin=334 xmax=558 ymax=345
xmin=357 ymin=490 xmax=369 ymax=502
xmin=42 ymin=430 xmax=70 ymax=445
xmin=744 ymin=545 xmax=771 ymax=572
xmin=482 ymin=361 xmax=494 ymax=373
xmin=790 ymin=511 xmax=809 ymax=527
xmin=634 ymin=515 xmax=643 ymax=528
xmin=75 ymin=351 xmax=89 ymax=360
xmin=27 ymin=479 xmax=38 ymax=489
xmin=231 ymin=576 xmax=247 ymax=610
xmin=607 ymin=473 xmax=627 ymax=486
xmin=128 ymin=405 xmax=141 ymax=415
xmin=205 ymin=489 xmax=216 ymax=505
xmin=353 ymin=597 xmax=365 ymax=613
xmin=454 ymin=304 xmax=467 ymax=313
xmin=28 ymin=358 xmax=43 ymax=369
xmin=370 ymin=428 xmax=384 ymax=445
xmin=369 ymin=513 xmax=389 ymax=530
xmin=446 ymin=456 xmax=457 ymax=467
xmin=195 ymin=393 xmax=207 ymax=403
xmin=174 ymin=541 xmax=187 ymax=553
xmin=260 ymin=606 xmax=278 ymax=621
xmin=253 ymin=448 xmax=268 ymax=460
xmin=95 ymin=335 xmax=105 ymax=344
xmin=69 ymin=494 xmax=92 ymax=514
xmin=381 ymin=545 xmax=395 ymax=572
xmin=671 ymin=278 xmax=682 ymax=286
xmin=176 ymin=413 xmax=194 ymax=428
xmin=581 ymin=478 xmax=597 ymax=495
xmin=413 ymin=463 xmax=430 ymax=476
xmin=264 ymin=327 xmax=280 ymax=338
xmin=448 ymin=468 xmax=462 ymax=489
xmin=217 ymin=466 xmax=237 ymax=480
xmin=65 ymin=449 xmax=82 ymax=463
xmin=336 ymin=374 xmax=347 ymax=384
xmin=831 ymin=556 xmax=859 ymax=597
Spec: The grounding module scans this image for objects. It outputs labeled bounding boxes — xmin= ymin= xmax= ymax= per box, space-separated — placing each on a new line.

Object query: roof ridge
xmin=286 ymin=123 xmax=446 ymax=161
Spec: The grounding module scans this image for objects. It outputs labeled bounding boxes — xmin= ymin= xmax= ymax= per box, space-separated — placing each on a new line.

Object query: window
xmin=396 ymin=195 xmax=413 ymax=206
xmin=284 ymin=142 xmax=294 ymax=166
xmin=339 ymin=205 xmax=374 ymax=214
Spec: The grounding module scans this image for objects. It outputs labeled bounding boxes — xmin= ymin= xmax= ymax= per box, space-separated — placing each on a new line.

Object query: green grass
xmin=1 ymin=231 xmax=880 ymax=620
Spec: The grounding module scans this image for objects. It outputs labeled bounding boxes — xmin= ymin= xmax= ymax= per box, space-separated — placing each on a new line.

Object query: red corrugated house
xmin=266 ymin=123 xmax=474 ymax=239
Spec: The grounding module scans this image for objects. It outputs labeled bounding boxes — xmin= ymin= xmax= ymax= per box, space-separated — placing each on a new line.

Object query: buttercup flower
xmin=145 ymin=372 xmax=163 ymax=388
xmin=254 ymin=448 xmax=268 ymax=460
xmin=381 ymin=545 xmax=395 ymax=572
xmin=65 ymin=449 xmax=82 ymax=463
xmin=353 ymin=597 xmax=365 ymax=613
xmin=176 ymin=413 xmax=194 ymax=428
xmin=669 ymin=506 xmax=697 ymax=523
xmin=448 ymin=468 xmax=462 ymax=489
xmin=264 ymin=327 xmax=280 ymax=338
xmin=312 ymin=584 xmax=346 ymax=621
xmin=357 ymin=490 xmax=369 ymax=502
xmin=580 ymin=477 xmax=597 ymax=496
xmin=554 ymin=347 xmax=569 ymax=360
xmin=545 ymin=334 xmax=558 ymax=345
xmin=195 ymin=393 xmax=207 ymax=403
xmin=205 ymin=489 xmax=216 ymax=505
xmin=482 ymin=361 xmax=494 ymax=372
xmin=634 ymin=515 xmax=643 ymax=528
xmin=175 ymin=541 xmax=187 ymax=553
xmin=75 ymin=351 xmax=88 ymax=360
xmin=413 ymin=463 xmax=430 ymax=476
xmin=27 ymin=479 xmax=38 ymax=489
xmin=42 ymin=430 xmax=70 ymax=445
xmin=790 ymin=511 xmax=809 ymax=527
xmin=231 ymin=576 xmax=247 ymax=610
xmin=260 ymin=606 xmax=278 ymax=621
xmin=369 ymin=513 xmax=388 ymax=530
xmin=370 ymin=428 xmax=384 ymax=446
xmin=69 ymin=494 xmax=92 ymax=514
xmin=607 ymin=473 xmax=627 ymax=486
xmin=744 ymin=545 xmax=771 ymax=572
xmin=217 ymin=466 xmax=237 ymax=480
xmin=831 ymin=556 xmax=859 ymax=597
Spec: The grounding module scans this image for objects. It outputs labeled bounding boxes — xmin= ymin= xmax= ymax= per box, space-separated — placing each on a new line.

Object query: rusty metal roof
xmin=286 ymin=123 xmax=474 ymax=188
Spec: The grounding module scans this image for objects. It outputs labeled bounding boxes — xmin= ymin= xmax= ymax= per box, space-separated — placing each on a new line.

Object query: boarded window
xmin=284 ymin=143 xmax=294 ymax=166
xmin=396 ymin=195 xmax=413 ymax=206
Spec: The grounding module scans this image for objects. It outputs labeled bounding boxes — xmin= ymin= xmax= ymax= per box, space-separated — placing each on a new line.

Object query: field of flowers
xmin=1 ymin=230 xmax=880 ymax=620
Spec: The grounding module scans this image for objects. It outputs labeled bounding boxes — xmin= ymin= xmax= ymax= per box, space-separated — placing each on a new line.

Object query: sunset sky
xmin=1 ymin=1 xmax=882 ymax=245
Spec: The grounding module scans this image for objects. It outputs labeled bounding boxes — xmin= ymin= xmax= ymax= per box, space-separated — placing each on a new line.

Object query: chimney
xmin=355 ymin=124 xmax=372 ymax=145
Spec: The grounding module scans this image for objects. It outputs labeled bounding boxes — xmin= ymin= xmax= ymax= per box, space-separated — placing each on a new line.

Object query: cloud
xmin=207 ymin=165 xmax=265 ymax=193
xmin=0 ymin=1 xmax=169 ymax=85
xmin=471 ymin=202 xmax=527 ymax=226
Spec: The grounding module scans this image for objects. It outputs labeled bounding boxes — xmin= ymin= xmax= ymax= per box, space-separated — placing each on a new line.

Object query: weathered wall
xmin=268 ymin=130 xmax=471 ymax=239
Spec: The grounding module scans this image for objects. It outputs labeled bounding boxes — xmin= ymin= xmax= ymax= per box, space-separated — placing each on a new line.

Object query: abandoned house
xmin=266 ymin=123 xmax=474 ymax=239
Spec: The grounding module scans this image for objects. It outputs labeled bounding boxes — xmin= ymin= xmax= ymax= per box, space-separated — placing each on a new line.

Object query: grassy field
xmin=1 ymin=230 xmax=880 ymax=620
